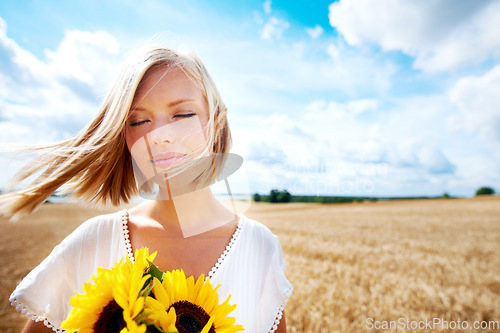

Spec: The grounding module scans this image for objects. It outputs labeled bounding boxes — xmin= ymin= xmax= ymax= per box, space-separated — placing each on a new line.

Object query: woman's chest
xmin=128 ymin=225 xmax=237 ymax=281
xmin=153 ymin=239 xmax=225 ymax=278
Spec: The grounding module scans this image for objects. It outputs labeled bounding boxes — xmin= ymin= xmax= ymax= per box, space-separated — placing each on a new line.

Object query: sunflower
xmin=61 ymin=248 xmax=158 ymax=333
xmin=145 ymin=270 xmax=244 ymax=333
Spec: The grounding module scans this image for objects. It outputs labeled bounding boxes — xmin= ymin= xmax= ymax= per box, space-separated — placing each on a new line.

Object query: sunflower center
xmin=92 ymin=300 xmax=126 ymax=333
xmin=170 ymin=301 xmax=216 ymax=333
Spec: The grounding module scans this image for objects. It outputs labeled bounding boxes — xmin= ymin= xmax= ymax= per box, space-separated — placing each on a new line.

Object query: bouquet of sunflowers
xmin=61 ymin=248 xmax=244 ymax=333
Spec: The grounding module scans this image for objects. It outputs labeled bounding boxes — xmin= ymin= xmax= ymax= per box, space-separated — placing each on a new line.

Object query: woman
xmin=4 ymin=46 xmax=292 ymax=332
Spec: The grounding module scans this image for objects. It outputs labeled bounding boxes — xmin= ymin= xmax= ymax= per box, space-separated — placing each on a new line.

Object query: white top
xmin=9 ymin=210 xmax=293 ymax=333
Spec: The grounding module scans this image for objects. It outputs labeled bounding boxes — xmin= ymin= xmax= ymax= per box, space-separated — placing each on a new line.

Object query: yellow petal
xmin=203 ymin=287 xmax=219 ymax=314
xmin=200 ymin=316 xmax=215 ymax=333
xmin=145 ymin=297 xmax=165 ymax=311
xmin=185 ymin=275 xmax=196 ymax=302
xmin=153 ymin=277 xmax=172 ymax=307
xmin=160 ymin=306 xmax=178 ymax=331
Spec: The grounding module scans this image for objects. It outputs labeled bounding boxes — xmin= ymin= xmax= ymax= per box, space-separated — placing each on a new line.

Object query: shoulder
xmin=240 ymin=215 xmax=281 ymax=252
xmin=68 ymin=210 xmax=123 ymax=237
xmin=8 ymin=210 xmax=127 ymax=330
xmin=242 ymin=215 xmax=277 ymax=238
xmin=58 ymin=210 xmax=125 ymax=254
xmin=57 ymin=210 xmax=128 ymax=286
xmin=76 ymin=210 xmax=124 ymax=231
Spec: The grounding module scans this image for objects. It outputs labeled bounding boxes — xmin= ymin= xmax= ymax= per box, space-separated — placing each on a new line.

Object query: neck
xmin=148 ymin=186 xmax=237 ymax=238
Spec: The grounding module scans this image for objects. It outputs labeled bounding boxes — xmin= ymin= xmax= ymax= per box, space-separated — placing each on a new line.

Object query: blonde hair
xmin=0 ymin=46 xmax=231 ymax=219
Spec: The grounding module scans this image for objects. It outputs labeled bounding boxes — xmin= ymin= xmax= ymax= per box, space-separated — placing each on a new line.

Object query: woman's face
xmin=126 ymin=65 xmax=210 ymax=182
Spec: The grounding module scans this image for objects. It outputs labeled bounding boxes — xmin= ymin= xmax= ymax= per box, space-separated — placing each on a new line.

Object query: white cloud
xmin=223 ymin=69 xmax=492 ymax=196
xmin=329 ymin=0 xmax=500 ymax=72
xmin=448 ymin=64 xmax=500 ymax=142
xmin=263 ymin=0 xmax=272 ymax=15
xmin=180 ymin=22 xmax=396 ymax=116
xmin=45 ymin=30 xmax=119 ymax=93
xmin=0 ymin=19 xmax=51 ymax=105
xmin=303 ymin=95 xmax=458 ymax=172
xmin=305 ymin=98 xmax=378 ymax=120
xmin=326 ymin=44 xmax=340 ymax=59
xmin=384 ymin=139 xmax=456 ymax=174
xmin=252 ymin=11 xmax=264 ymax=25
xmin=306 ymin=25 xmax=324 ymax=39
xmin=261 ymin=17 xmax=290 ymax=40
xmin=217 ymin=39 xmax=395 ymax=99
xmin=0 ymin=17 xmax=5 ymax=35
xmin=0 ymin=20 xmax=120 ymax=145
xmin=296 ymin=94 xmax=477 ymax=195
xmin=232 ymin=112 xmax=348 ymax=195
xmin=417 ymin=145 xmax=456 ymax=174
xmin=246 ymin=142 xmax=286 ymax=165
xmin=447 ymin=153 xmax=500 ymax=194
xmin=340 ymin=141 xmax=387 ymax=164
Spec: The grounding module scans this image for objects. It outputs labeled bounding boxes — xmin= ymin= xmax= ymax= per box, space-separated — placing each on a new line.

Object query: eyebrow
xmin=131 ymin=99 xmax=196 ymax=112
xmin=168 ymin=98 xmax=195 ymax=107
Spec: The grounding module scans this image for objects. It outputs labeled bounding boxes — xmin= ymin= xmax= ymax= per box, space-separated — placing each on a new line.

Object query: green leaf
xmin=147 ymin=259 xmax=166 ymax=282
xmin=140 ymin=278 xmax=155 ymax=298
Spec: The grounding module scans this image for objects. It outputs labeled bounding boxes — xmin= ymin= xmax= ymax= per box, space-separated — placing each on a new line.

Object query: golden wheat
xmin=252 ymin=196 xmax=500 ymax=332
xmin=1 ymin=196 xmax=499 ymax=332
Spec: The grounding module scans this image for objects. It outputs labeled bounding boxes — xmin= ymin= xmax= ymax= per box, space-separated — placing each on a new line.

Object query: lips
xmin=150 ymin=152 xmax=187 ymax=169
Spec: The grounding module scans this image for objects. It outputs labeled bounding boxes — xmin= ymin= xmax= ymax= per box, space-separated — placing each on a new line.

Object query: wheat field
xmin=1 ymin=196 xmax=499 ymax=332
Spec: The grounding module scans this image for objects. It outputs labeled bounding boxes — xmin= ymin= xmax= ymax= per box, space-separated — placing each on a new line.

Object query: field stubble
xmin=1 ymin=196 xmax=499 ymax=332
xmin=251 ymin=196 xmax=500 ymax=332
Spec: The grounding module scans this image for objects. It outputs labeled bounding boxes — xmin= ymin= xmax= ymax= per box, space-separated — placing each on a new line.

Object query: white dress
xmin=9 ymin=210 xmax=293 ymax=333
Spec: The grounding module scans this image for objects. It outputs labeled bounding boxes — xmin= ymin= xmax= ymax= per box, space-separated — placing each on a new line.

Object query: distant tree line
xmin=253 ymin=189 xmax=292 ymax=203
xmin=252 ymin=186 xmax=497 ymax=204
xmin=253 ymin=189 xmax=381 ymax=203
xmin=475 ymin=186 xmax=495 ymax=196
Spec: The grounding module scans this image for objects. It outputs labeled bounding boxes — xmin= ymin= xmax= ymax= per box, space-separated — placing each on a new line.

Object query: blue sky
xmin=1 ymin=0 xmax=500 ymax=198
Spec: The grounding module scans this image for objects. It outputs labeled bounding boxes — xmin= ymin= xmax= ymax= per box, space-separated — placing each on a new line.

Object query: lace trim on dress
xmin=268 ymin=285 xmax=293 ymax=333
xmin=121 ymin=210 xmax=245 ymax=281
xmin=205 ymin=215 xmax=244 ymax=282
xmin=121 ymin=210 xmax=134 ymax=263
xmin=9 ymin=296 xmax=66 ymax=332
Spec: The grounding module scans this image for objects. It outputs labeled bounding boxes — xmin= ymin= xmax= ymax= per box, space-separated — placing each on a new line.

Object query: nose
xmin=152 ymin=136 xmax=172 ymax=145
xmin=149 ymin=126 xmax=175 ymax=145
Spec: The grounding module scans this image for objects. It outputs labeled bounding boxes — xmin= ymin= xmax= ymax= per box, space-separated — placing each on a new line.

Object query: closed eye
xmin=129 ymin=120 xmax=150 ymax=127
xmin=174 ymin=113 xmax=196 ymax=119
